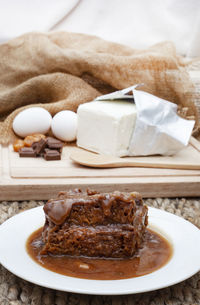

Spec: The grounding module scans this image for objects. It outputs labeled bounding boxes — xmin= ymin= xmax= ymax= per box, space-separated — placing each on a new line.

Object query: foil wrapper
xmin=96 ymin=85 xmax=195 ymax=156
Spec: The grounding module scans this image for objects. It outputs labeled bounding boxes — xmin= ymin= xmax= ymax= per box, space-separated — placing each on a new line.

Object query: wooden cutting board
xmin=8 ymin=137 xmax=200 ymax=176
xmin=0 ymin=137 xmax=199 ymax=200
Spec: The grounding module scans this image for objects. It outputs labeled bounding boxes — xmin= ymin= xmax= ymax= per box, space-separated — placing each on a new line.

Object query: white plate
xmin=0 ymin=206 xmax=200 ymax=295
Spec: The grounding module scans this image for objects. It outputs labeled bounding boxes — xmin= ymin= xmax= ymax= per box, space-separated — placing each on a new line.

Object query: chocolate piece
xmin=46 ymin=137 xmax=63 ymax=151
xmin=19 ymin=147 xmax=37 ymax=157
xmin=17 ymin=135 xmax=64 ymax=160
xmin=42 ymin=189 xmax=148 ymax=258
xmin=32 ymin=138 xmax=46 ymax=155
xmin=44 ymin=148 xmax=61 ymax=161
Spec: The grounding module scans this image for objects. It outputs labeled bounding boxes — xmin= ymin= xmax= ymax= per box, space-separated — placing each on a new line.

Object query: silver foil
xmin=96 ymin=85 xmax=195 ymax=156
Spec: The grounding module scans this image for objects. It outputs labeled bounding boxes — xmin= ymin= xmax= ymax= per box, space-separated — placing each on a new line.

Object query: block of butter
xmin=77 ymin=100 xmax=137 ymax=157
xmin=77 ymin=85 xmax=195 ymax=157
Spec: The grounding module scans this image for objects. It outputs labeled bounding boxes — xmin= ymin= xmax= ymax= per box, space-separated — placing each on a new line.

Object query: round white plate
xmin=0 ymin=206 xmax=200 ymax=295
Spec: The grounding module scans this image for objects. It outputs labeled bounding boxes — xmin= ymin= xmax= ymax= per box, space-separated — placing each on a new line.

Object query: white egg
xmin=12 ymin=107 xmax=52 ymax=138
xmin=51 ymin=111 xmax=77 ymax=142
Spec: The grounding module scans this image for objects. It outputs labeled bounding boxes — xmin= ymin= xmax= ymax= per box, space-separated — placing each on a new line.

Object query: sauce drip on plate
xmin=26 ymin=228 xmax=172 ymax=280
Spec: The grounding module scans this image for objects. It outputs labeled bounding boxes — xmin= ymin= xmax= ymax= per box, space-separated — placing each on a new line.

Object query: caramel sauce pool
xmin=26 ymin=228 xmax=172 ymax=280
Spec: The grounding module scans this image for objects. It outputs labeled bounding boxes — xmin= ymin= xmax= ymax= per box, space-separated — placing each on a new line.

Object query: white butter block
xmin=77 ymin=100 xmax=137 ymax=157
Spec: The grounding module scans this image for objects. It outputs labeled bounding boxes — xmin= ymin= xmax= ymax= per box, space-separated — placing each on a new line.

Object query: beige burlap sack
xmin=0 ymin=31 xmax=198 ymax=144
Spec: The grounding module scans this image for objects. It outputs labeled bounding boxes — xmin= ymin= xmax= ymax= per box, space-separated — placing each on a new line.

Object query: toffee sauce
xmin=26 ymin=228 xmax=172 ymax=280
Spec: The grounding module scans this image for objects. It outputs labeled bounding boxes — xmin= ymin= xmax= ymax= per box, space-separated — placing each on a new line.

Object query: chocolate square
xmin=44 ymin=148 xmax=61 ymax=161
xmin=19 ymin=147 xmax=37 ymax=158
xmin=46 ymin=137 xmax=63 ymax=151
xmin=32 ymin=138 xmax=46 ymax=155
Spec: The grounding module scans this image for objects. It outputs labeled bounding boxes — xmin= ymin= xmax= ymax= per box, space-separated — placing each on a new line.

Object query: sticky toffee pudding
xmin=26 ymin=189 xmax=172 ymax=280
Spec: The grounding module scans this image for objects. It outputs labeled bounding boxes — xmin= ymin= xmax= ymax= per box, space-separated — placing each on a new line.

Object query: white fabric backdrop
xmin=0 ymin=0 xmax=200 ymax=56
xmin=0 ymin=0 xmax=79 ymax=43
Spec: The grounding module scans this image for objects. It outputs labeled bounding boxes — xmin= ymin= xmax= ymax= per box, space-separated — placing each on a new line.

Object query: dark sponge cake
xmin=42 ymin=189 xmax=148 ymax=258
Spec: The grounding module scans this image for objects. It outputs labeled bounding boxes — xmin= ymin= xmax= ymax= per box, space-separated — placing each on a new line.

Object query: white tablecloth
xmin=0 ymin=0 xmax=200 ymax=56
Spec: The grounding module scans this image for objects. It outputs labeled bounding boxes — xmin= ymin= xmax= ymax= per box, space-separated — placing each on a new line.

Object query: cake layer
xmin=77 ymin=100 xmax=137 ymax=157
xmin=43 ymin=189 xmax=147 ymax=226
xmin=42 ymin=224 xmax=141 ymax=258
xmin=42 ymin=189 xmax=148 ymax=258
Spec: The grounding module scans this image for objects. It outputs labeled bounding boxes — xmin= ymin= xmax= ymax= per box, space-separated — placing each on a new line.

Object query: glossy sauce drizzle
xmin=26 ymin=228 xmax=172 ymax=280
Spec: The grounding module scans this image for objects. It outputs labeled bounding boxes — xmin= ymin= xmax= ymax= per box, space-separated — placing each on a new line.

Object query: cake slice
xmin=42 ymin=189 xmax=148 ymax=258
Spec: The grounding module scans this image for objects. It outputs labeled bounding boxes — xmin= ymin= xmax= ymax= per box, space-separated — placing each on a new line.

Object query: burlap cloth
xmin=0 ymin=31 xmax=199 ymax=144
xmin=0 ymin=198 xmax=199 ymax=305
